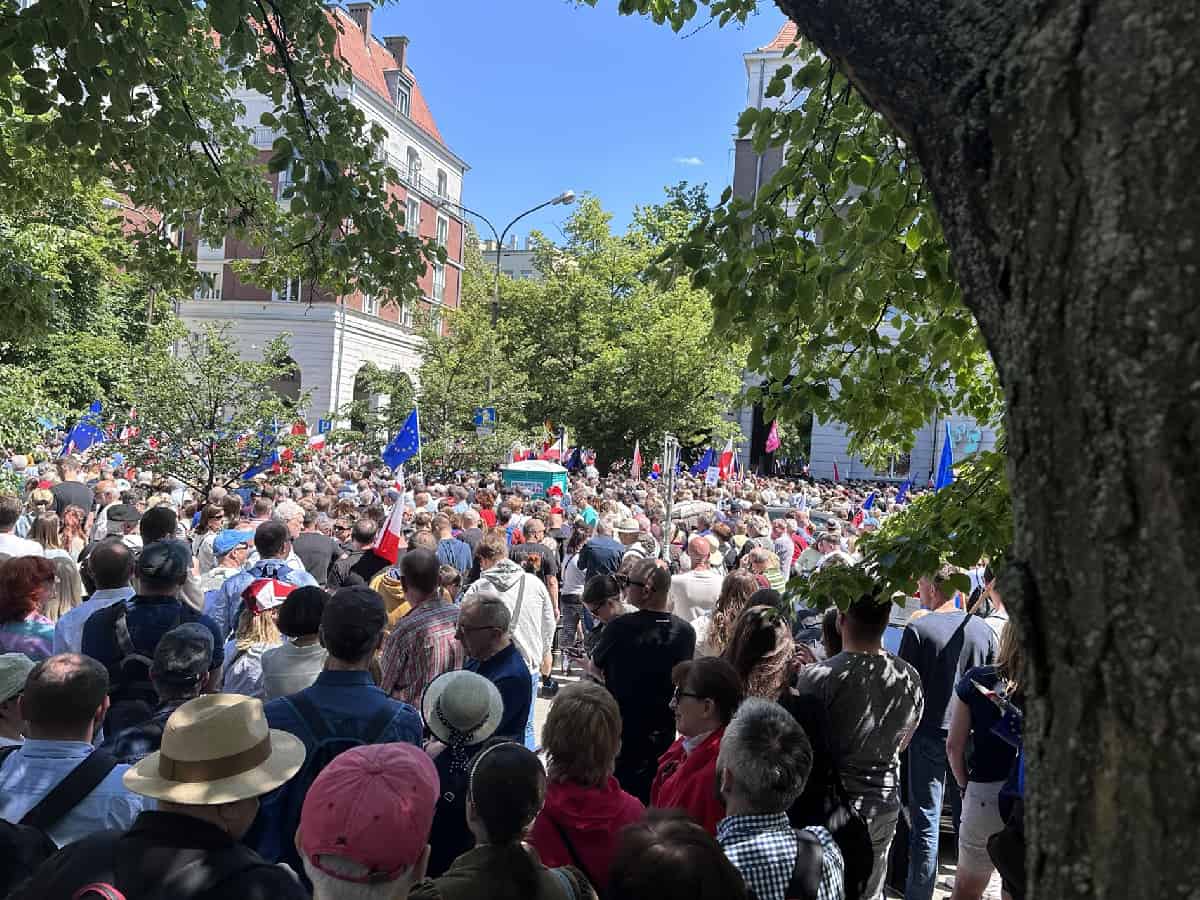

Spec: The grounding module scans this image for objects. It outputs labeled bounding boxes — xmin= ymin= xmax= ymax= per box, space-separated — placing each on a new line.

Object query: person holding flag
xmin=631 ymin=439 xmax=643 ymax=481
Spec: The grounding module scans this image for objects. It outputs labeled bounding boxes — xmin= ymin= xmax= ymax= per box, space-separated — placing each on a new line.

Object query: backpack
xmin=0 ymin=745 xmax=118 ymax=896
xmin=244 ymin=691 xmax=398 ymax=883
xmin=745 ymin=828 xmax=829 ymax=900
xmin=44 ymin=831 xmax=268 ymax=900
xmin=784 ymin=695 xmax=873 ymax=900
xmin=94 ymin=601 xmax=182 ymax=707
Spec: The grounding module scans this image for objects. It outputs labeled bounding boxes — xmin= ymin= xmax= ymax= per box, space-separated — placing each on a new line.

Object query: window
xmin=436 ymin=214 xmax=449 ymax=249
xmin=873 ymin=453 xmax=912 ymax=479
xmin=194 ymin=266 xmax=222 ymax=300
xmin=436 ymin=169 xmax=448 ymax=198
xmin=429 ymin=306 xmax=442 ymax=335
xmin=275 ymin=277 xmax=302 ymax=302
xmin=400 ymin=301 xmax=414 ymax=327
xmin=397 ymin=86 xmax=410 ymax=117
xmin=432 ymin=263 xmax=445 ymax=302
xmin=405 ymin=198 xmax=420 ymax=234
xmin=277 ymin=163 xmax=296 ymax=199
xmin=362 ymin=293 xmax=379 ymax=316
xmin=406 ymin=148 xmax=421 ymax=184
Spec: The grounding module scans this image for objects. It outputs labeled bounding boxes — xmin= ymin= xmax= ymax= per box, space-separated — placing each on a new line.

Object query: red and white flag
xmin=717 ymin=436 xmax=735 ymax=480
xmin=372 ymin=499 xmax=406 ymax=563
xmin=630 ymin=440 xmax=642 ymax=480
xmin=118 ymin=408 xmax=140 ymax=442
xmin=307 ymin=431 xmax=327 ymax=452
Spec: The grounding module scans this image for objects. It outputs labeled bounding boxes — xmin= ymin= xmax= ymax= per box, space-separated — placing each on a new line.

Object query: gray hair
xmin=303 ymin=854 xmax=408 ymax=900
xmin=716 ymin=698 xmax=813 ymax=813
xmin=462 ymin=587 xmax=512 ymax=631
xmin=274 ymin=500 xmax=304 ymax=522
xmin=595 ymin=516 xmax=615 ymax=537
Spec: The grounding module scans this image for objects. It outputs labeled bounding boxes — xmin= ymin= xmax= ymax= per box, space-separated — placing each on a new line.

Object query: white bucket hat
xmin=0 ymin=653 xmax=35 ymax=704
xmin=422 ymin=670 xmax=503 ymax=750
xmin=124 ymin=693 xmax=305 ymax=804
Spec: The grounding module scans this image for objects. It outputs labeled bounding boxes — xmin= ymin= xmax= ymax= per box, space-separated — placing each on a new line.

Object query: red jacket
xmin=649 ymin=728 xmax=725 ymax=834
xmin=528 ymin=777 xmax=644 ymax=892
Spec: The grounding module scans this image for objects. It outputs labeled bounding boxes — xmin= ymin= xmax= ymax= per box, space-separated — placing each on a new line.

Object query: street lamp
xmin=434 ymin=190 xmax=576 ymax=402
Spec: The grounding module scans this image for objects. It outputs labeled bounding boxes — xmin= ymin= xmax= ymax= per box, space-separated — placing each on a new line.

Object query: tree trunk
xmin=773 ymin=1 xmax=1200 ymax=897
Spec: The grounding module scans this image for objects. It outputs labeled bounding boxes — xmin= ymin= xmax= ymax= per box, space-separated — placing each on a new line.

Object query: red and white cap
xmin=241 ymin=578 xmax=296 ymax=615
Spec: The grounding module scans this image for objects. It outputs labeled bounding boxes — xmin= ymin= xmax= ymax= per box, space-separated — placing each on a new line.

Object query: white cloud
xmin=673 ymin=156 xmax=704 ymax=166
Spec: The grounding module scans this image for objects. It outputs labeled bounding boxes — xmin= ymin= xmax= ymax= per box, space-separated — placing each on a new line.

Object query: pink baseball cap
xmin=298 ymin=743 xmax=440 ymax=883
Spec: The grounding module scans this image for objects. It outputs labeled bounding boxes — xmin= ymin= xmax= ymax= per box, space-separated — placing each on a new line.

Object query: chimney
xmin=346 ymin=2 xmax=373 ymax=40
xmin=384 ymin=35 xmax=409 ymax=71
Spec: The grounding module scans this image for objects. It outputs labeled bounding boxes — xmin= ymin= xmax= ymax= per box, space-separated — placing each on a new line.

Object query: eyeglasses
xmin=672 ymin=686 xmax=702 ymax=702
xmin=614 ymin=573 xmax=646 ymax=588
xmin=456 ymin=624 xmax=498 ymax=636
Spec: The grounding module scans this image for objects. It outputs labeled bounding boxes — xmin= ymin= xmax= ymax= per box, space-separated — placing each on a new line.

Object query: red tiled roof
xmin=759 ymin=21 xmax=798 ymax=52
xmin=329 ymin=7 xmax=445 ymax=146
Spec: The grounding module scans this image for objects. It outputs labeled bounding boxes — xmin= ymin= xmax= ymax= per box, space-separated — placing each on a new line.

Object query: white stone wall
xmin=179 ymin=301 xmax=423 ymax=421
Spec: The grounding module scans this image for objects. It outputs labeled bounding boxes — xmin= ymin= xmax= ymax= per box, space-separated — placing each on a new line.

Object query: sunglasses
xmin=585 ymin=594 xmax=618 ymax=612
xmin=614 ymin=573 xmax=647 ymax=588
xmin=672 ymin=686 xmax=702 ymax=702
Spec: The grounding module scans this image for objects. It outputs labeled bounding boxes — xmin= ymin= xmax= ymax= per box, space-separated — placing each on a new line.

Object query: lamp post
xmin=435 ymin=190 xmax=576 ymax=402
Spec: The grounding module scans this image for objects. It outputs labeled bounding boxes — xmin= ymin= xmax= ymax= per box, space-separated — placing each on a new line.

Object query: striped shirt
xmin=380 ymin=600 xmax=464 ymax=707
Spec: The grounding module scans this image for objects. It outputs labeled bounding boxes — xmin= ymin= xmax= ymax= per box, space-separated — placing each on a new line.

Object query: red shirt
xmin=649 ymin=727 xmax=726 ymax=834
xmin=479 ymin=508 xmax=496 ymax=528
xmin=529 ymin=776 xmax=644 ymax=891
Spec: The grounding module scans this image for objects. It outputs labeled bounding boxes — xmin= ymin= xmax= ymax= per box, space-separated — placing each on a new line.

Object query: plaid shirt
xmin=379 ymin=600 xmax=464 ymax=707
xmin=717 ymin=812 xmax=844 ymax=900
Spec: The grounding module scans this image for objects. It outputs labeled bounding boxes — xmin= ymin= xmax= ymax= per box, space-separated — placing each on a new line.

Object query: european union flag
xmin=382 ymin=409 xmax=421 ymax=469
xmin=689 ymin=447 xmax=714 ymax=477
xmin=934 ymin=422 xmax=955 ymax=491
xmin=61 ymin=401 xmax=104 ymax=455
xmin=862 ymin=491 xmax=876 ymax=510
xmin=241 ymin=449 xmax=279 ymax=480
xmin=565 ymin=447 xmax=583 ymax=471
xmin=895 ymin=479 xmax=911 ymax=504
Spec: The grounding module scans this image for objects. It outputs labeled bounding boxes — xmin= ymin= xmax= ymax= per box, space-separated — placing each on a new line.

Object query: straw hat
xmin=422 ymin=670 xmax=503 ymax=748
xmin=124 ymin=693 xmax=305 ymax=804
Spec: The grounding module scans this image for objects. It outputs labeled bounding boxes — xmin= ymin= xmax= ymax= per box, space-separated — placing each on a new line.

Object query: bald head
xmin=687 ymin=535 xmax=713 ymax=569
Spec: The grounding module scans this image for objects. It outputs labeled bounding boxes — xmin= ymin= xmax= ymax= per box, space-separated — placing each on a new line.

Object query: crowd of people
xmin=0 ymin=448 xmax=1025 ymax=900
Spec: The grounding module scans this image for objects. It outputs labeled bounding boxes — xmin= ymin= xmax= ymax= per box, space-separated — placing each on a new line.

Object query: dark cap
xmin=151 ymin=623 xmax=215 ymax=684
xmin=137 ymin=540 xmax=192 ymax=585
xmin=320 ymin=586 xmax=387 ymax=661
xmin=106 ymin=504 xmax=142 ymax=524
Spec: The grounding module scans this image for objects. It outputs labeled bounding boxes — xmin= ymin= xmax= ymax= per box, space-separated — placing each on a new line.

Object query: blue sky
xmin=371 ymin=0 xmax=786 ymax=242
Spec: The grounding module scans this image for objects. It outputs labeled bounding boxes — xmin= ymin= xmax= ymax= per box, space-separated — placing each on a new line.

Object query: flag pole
xmin=415 ymin=403 xmax=425 ymax=479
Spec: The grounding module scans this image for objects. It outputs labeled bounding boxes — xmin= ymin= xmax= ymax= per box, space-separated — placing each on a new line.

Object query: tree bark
xmin=773 ymin=1 xmax=1200 ymax=897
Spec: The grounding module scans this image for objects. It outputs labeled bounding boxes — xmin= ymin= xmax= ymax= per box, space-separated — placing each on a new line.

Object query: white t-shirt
xmin=668 ymin=568 xmax=724 ymax=623
xmin=0 ymin=533 xmax=44 ymax=557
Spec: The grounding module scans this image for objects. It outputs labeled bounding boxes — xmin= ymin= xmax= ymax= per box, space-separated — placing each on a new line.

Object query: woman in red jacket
xmin=528 ymin=680 xmax=644 ymax=894
xmin=650 ymin=656 xmax=744 ymax=834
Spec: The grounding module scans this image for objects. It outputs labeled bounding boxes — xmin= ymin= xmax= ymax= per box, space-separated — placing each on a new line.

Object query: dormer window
xmin=397 ymin=85 xmax=410 ymax=117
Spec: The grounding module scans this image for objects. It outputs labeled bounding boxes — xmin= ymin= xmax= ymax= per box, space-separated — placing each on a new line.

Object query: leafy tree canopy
xmin=117 ymin=323 xmax=309 ymax=495
xmin=0 ymin=0 xmax=441 ymax=338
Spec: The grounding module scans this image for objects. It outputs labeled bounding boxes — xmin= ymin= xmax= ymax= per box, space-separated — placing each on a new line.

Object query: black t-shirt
xmin=328 ymin=548 xmax=388 ymax=588
xmin=510 ymin=542 xmax=560 ymax=586
xmin=52 ymin=480 xmax=94 ymax=517
xmin=955 ymin=665 xmax=1020 ymax=782
xmin=592 ymin=610 xmax=696 ymax=758
xmin=291 ymin=532 xmax=339 ymax=586
xmin=899 ymin=610 xmax=997 ymax=737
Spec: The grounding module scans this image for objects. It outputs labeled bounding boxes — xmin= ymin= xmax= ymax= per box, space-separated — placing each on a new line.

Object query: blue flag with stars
xmin=382 ymin=409 xmax=421 ymax=469
xmin=61 ymin=401 xmax=104 ymax=455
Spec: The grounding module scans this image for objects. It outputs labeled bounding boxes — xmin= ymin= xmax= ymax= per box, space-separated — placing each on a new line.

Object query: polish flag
xmin=307 ymin=432 xmax=326 ymax=452
xmin=372 ymin=499 xmax=406 ymax=563
xmin=717 ymin=436 xmax=735 ymax=480
xmin=631 ymin=440 xmax=642 ymax=480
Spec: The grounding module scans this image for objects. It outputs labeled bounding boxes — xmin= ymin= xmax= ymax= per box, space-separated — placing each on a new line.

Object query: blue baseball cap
xmin=213 ymin=529 xmax=254 ymax=558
